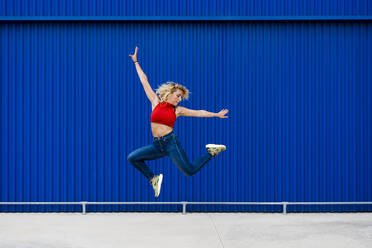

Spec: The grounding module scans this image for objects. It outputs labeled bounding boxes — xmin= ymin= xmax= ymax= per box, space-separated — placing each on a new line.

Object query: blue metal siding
xmin=0 ymin=22 xmax=371 ymax=212
xmin=1 ymin=0 xmax=372 ymax=16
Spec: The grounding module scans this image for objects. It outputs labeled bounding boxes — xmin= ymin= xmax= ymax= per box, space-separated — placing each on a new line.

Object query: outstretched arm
xmin=129 ymin=47 xmax=159 ymax=104
xmin=177 ymin=106 xmax=229 ymax=118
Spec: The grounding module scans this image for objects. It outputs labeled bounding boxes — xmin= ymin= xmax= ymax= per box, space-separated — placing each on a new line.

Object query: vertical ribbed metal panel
xmin=1 ymin=0 xmax=372 ymax=16
xmin=1 ymin=22 xmax=371 ymax=212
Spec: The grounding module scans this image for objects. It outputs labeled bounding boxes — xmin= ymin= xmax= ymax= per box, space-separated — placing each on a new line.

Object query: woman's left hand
xmin=216 ymin=109 xmax=229 ymax=118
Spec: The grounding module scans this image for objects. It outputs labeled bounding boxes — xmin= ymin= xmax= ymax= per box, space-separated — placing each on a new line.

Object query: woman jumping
xmin=127 ymin=47 xmax=228 ymax=197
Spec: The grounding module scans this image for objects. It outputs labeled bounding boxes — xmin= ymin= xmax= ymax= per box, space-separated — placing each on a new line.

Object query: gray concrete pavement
xmin=0 ymin=213 xmax=371 ymax=248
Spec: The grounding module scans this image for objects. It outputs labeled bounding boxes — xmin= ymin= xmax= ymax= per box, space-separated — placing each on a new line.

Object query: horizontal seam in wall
xmin=0 ymin=16 xmax=372 ymax=22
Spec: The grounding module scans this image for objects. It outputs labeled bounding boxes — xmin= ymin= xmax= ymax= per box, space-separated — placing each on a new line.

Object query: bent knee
xmin=182 ymin=170 xmax=194 ymax=177
xmin=127 ymin=153 xmax=137 ymax=163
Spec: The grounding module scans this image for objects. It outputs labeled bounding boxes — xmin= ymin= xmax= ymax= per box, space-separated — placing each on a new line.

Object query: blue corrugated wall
xmin=1 ymin=0 xmax=372 ymax=16
xmin=1 ymin=1 xmax=372 ymax=213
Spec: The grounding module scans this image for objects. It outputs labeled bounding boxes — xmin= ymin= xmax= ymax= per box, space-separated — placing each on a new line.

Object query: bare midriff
xmin=151 ymin=122 xmax=173 ymax=137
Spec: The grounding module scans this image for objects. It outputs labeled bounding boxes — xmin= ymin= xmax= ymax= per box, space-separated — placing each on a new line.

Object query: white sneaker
xmin=150 ymin=174 xmax=163 ymax=198
xmin=206 ymin=144 xmax=226 ymax=157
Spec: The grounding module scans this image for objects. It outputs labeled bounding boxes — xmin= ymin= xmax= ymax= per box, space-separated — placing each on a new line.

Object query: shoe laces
xmin=152 ymin=177 xmax=158 ymax=187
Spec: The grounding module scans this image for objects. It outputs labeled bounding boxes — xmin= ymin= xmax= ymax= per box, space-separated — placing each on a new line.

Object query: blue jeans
xmin=127 ymin=131 xmax=213 ymax=180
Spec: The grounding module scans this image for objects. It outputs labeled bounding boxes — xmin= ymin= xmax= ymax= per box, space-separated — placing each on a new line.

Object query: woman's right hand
xmin=129 ymin=46 xmax=138 ymax=62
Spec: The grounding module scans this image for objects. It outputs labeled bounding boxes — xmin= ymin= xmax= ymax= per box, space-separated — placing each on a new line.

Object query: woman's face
xmin=167 ymin=89 xmax=184 ymax=106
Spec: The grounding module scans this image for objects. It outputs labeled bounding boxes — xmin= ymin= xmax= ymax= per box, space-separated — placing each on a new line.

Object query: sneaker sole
xmin=206 ymin=144 xmax=226 ymax=150
xmin=155 ymin=174 xmax=163 ymax=198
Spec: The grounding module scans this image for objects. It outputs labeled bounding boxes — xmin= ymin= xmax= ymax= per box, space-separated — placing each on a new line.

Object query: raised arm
xmin=129 ymin=47 xmax=159 ymax=104
xmin=177 ymin=106 xmax=229 ymax=118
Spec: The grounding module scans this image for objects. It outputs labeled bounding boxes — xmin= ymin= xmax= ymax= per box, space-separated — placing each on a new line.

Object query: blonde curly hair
xmin=155 ymin=81 xmax=190 ymax=101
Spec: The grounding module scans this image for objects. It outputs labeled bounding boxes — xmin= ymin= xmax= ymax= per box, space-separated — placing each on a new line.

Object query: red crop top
xmin=151 ymin=102 xmax=177 ymax=128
